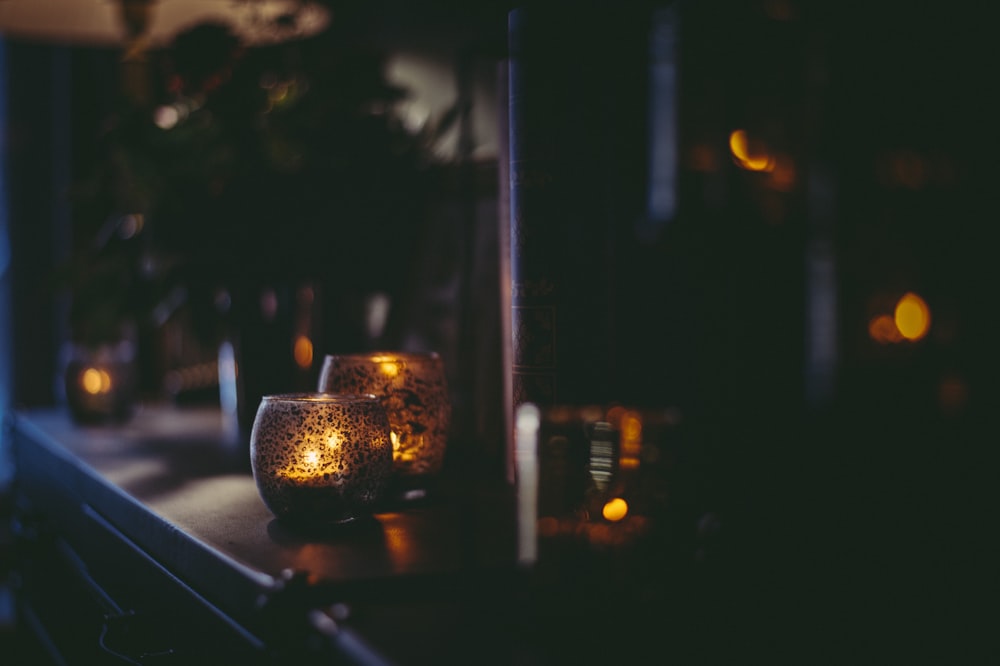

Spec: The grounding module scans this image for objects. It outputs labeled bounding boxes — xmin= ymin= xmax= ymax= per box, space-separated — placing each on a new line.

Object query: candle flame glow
xmin=80 ymin=367 xmax=112 ymax=395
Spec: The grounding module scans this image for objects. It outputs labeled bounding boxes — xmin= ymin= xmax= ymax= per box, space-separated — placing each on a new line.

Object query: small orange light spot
xmin=602 ymin=497 xmax=628 ymax=522
xmin=729 ymin=129 xmax=774 ymax=172
xmin=81 ymin=368 xmax=112 ymax=394
xmin=894 ymin=292 xmax=930 ymax=341
xmin=81 ymin=368 xmax=104 ymax=395
xmin=379 ymin=361 xmax=399 ymax=378
xmin=326 ymin=433 xmax=341 ymax=449
xmin=293 ymin=335 xmax=313 ymax=369
xmin=869 ymin=314 xmax=903 ymax=344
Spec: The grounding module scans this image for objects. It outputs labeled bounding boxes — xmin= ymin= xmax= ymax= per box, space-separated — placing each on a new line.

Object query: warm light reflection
xmin=303 ymin=450 xmax=319 ymax=466
xmin=729 ymin=129 xmax=774 ymax=172
xmin=537 ymin=516 xmax=559 ymax=538
xmin=293 ymin=335 xmax=313 ymax=368
xmin=869 ymin=314 xmax=903 ymax=344
xmin=768 ymin=154 xmax=797 ymax=191
xmin=383 ymin=523 xmax=420 ymax=570
xmin=378 ymin=361 xmax=400 ymax=378
xmin=327 ymin=433 xmax=341 ymax=450
xmin=80 ymin=367 xmax=112 ymax=395
xmin=602 ymin=497 xmax=629 ymax=522
xmin=619 ymin=411 xmax=642 ymax=471
xmin=894 ymin=292 xmax=930 ymax=341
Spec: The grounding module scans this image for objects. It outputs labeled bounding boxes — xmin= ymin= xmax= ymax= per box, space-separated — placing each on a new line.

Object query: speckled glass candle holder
xmin=250 ymin=393 xmax=393 ymax=525
xmin=318 ymin=352 xmax=451 ymax=487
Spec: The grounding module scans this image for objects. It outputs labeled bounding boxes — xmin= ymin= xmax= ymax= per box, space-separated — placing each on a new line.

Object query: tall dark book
xmin=507 ymin=8 xmax=651 ymax=410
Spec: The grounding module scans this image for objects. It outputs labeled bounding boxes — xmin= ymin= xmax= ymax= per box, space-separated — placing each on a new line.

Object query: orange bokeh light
xmin=729 ymin=129 xmax=774 ymax=172
xmin=602 ymin=497 xmax=629 ymax=522
xmin=293 ymin=335 xmax=314 ymax=369
xmin=869 ymin=314 xmax=903 ymax=344
xmin=894 ymin=292 xmax=930 ymax=341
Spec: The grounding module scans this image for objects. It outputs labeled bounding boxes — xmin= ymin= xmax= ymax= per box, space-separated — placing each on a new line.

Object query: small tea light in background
xmin=318 ymin=352 xmax=451 ymax=491
xmin=250 ymin=393 xmax=393 ymax=526
xmin=63 ymin=341 xmax=137 ymax=424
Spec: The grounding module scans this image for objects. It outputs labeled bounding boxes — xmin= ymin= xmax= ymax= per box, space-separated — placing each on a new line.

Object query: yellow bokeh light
xmin=81 ymin=368 xmax=103 ymax=395
xmin=327 ymin=433 xmax=341 ymax=449
xmin=894 ymin=292 xmax=930 ymax=341
xmin=379 ymin=361 xmax=399 ymax=378
xmin=80 ymin=367 xmax=112 ymax=395
xmin=729 ymin=129 xmax=774 ymax=172
xmin=602 ymin=497 xmax=629 ymax=522
xmin=293 ymin=335 xmax=313 ymax=369
xmin=303 ymin=450 xmax=319 ymax=466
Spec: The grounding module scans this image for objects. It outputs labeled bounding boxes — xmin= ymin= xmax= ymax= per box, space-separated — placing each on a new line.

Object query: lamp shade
xmin=0 ymin=0 xmax=330 ymax=47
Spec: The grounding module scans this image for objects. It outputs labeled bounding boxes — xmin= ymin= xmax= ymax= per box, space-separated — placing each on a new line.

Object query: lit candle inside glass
xmin=251 ymin=393 xmax=393 ymax=525
xmin=318 ymin=352 xmax=451 ymax=483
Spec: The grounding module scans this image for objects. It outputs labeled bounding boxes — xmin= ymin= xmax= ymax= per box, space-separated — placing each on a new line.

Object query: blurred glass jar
xmin=318 ymin=352 xmax=451 ymax=488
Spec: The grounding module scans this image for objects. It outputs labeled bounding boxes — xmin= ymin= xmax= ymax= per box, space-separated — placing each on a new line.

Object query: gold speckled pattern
xmin=250 ymin=393 xmax=392 ymax=524
xmin=318 ymin=352 xmax=450 ymax=478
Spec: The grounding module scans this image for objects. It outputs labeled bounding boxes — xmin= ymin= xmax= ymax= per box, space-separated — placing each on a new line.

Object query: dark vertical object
xmin=452 ymin=46 xmax=479 ymax=463
xmin=507 ymin=8 xmax=648 ymax=410
xmin=50 ymin=47 xmax=73 ymax=401
xmin=6 ymin=43 xmax=63 ymax=409
xmin=496 ymin=58 xmax=514 ymax=483
xmin=0 ymin=38 xmax=12 ymax=488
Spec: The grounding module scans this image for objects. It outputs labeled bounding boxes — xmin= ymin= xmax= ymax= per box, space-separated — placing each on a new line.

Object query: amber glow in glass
xmin=250 ymin=393 xmax=392 ymax=525
xmin=318 ymin=352 xmax=451 ymax=481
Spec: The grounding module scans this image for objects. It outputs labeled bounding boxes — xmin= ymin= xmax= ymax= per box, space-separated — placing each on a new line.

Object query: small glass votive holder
xmin=250 ymin=393 xmax=393 ymax=526
xmin=63 ymin=340 xmax=137 ymax=424
xmin=318 ymin=352 xmax=451 ymax=496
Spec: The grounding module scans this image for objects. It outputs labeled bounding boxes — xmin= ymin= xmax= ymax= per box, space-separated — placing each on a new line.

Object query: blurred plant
xmin=61 ymin=17 xmax=433 ymax=351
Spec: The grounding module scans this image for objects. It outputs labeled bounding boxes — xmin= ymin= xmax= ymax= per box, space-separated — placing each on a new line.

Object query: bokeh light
xmin=378 ymin=361 xmax=400 ymax=377
xmin=602 ymin=497 xmax=629 ymax=522
xmin=869 ymin=314 xmax=903 ymax=344
xmin=894 ymin=292 xmax=930 ymax=341
xmin=729 ymin=129 xmax=774 ymax=172
xmin=80 ymin=367 xmax=112 ymax=395
xmin=293 ymin=334 xmax=313 ymax=369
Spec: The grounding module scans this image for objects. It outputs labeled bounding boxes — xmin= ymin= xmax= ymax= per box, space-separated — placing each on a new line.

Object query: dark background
xmin=2 ymin=0 xmax=994 ymax=661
